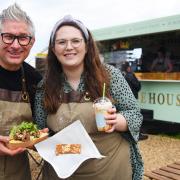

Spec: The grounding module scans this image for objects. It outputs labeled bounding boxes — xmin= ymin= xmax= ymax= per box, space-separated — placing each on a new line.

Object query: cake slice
xmin=55 ymin=144 xmax=81 ymax=155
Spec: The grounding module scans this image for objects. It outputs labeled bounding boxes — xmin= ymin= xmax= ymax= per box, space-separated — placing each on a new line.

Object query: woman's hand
xmin=0 ymin=135 xmax=25 ymax=156
xmin=105 ymin=107 xmax=128 ymax=133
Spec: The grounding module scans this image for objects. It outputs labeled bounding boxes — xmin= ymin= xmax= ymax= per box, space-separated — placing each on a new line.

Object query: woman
xmin=151 ymin=47 xmax=173 ymax=72
xmin=34 ymin=15 xmax=143 ymax=180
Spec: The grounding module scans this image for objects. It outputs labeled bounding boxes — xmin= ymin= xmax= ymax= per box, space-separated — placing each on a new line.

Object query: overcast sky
xmin=1 ymin=0 xmax=180 ymax=66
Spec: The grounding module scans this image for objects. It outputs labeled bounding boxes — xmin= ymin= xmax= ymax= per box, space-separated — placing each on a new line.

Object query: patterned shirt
xmin=34 ymin=64 xmax=144 ymax=180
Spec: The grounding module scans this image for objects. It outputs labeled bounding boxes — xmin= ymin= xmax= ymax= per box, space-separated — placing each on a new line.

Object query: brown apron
xmin=0 ymin=69 xmax=32 ymax=180
xmin=43 ymin=91 xmax=132 ymax=180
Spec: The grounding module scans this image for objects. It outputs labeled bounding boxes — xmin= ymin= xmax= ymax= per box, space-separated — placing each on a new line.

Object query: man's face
xmin=0 ymin=20 xmax=35 ymax=70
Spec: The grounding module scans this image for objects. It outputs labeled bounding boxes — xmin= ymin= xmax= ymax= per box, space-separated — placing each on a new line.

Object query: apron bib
xmin=44 ymin=91 xmax=132 ymax=180
xmin=0 ymin=69 xmax=32 ymax=180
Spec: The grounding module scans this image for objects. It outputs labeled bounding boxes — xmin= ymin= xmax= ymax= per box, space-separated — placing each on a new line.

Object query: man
xmin=121 ymin=62 xmax=141 ymax=99
xmin=121 ymin=62 xmax=148 ymax=140
xmin=0 ymin=3 xmax=42 ymax=180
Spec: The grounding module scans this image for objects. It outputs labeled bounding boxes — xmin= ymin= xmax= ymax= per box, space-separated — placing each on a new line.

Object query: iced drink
xmin=93 ymin=97 xmax=112 ymax=132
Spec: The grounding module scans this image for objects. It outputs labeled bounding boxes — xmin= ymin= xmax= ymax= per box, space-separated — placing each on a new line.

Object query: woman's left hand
xmin=105 ymin=107 xmax=128 ymax=133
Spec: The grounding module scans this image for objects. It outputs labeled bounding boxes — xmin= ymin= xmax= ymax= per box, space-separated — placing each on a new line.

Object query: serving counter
xmin=135 ymin=73 xmax=180 ymax=123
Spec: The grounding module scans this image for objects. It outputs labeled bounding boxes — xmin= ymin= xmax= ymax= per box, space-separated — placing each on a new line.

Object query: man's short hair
xmin=0 ymin=3 xmax=35 ymax=36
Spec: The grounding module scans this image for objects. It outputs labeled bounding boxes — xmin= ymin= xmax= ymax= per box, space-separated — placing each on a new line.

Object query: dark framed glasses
xmin=1 ymin=33 xmax=32 ymax=46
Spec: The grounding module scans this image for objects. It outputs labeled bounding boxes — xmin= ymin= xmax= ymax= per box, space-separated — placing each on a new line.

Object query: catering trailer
xmin=92 ymin=14 xmax=180 ymax=133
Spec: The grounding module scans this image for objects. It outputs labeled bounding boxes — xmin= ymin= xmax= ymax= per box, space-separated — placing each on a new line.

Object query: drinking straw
xmin=102 ymin=83 xmax=106 ymax=100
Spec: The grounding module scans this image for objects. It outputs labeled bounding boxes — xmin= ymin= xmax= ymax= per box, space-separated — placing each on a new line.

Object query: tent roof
xmin=92 ymin=14 xmax=180 ymax=41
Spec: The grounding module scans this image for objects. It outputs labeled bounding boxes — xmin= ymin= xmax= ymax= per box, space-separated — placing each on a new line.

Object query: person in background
xmin=0 ymin=3 xmax=42 ymax=180
xmin=34 ymin=15 xmax=143 ymax=180
xmin=99 ymin=53 xmax=105 ymax=63
xmin=121 ymin=62 xmax=148 ymax=141
xmin=121 ymin=62 xmax=141 ymax=99
xmin=150 ymin=47 xmax=173 ymax=72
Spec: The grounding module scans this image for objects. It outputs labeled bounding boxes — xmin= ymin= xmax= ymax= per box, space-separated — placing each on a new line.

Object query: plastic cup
xmin=93 ymin=97 xmax=112 ymax=132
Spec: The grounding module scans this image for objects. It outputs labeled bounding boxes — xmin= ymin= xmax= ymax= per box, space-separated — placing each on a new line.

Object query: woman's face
xmin=53 ymin=25 xmax=87 ymax=71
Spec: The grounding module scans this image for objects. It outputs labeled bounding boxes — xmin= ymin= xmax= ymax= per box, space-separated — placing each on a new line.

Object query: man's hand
xmin=0 ymin=135 xmax=25 ymax=156
xmin=39 ymin=128 xmax=49 ymax=133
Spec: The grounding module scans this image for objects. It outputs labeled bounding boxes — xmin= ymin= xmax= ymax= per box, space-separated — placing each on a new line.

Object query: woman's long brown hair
xmin=44 ymin=23 xmax=111 ymax=114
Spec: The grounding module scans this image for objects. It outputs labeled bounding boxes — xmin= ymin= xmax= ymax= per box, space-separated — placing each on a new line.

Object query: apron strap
xmin=21 ymin=66 xmax=30 ymax=103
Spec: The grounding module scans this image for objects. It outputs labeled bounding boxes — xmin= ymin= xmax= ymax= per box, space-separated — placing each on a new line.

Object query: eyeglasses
xmin=1 ymin=33 xmax=32 ymax=46
xmin=55 ymin=38 xmax=83 ymax=49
